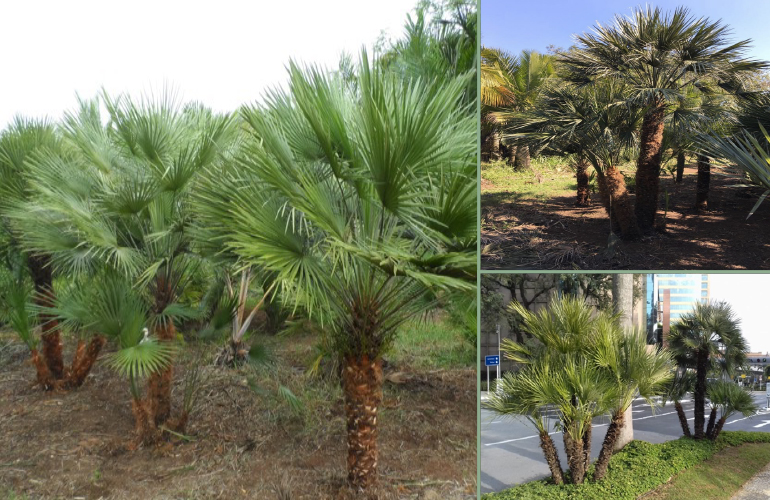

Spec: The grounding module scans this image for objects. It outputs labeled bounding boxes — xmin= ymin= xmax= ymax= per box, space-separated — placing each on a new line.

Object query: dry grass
xmin=0 ymin=328 xmax=476 ymax=499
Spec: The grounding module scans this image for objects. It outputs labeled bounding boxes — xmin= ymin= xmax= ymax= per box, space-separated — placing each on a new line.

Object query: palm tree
xmin=14 ymin=93 xmax=233 ymax=434
xmin=663 ymin=370 xmax=696 ymax=437
xmin=497 ymin=50 xmax=556 ymax=169
xmin=0 ymin=117 xmax=73 ymax=389
xmin=591 ymin=328 xmax=673 ymax=480
xmin=51 ymin=272 xmax=174 ymax=443
xmin=481 ymin=46 xmax=517 ymax=162
xmin=559 ymin=5 xmax=766 ymax=233
xmin=193 ymin=52 xmax=476 ymax=489
xmin=706 ymin=380 xmax=758 ymax=440
xmin=669 ymin=301 xmax=746 ymax=439
xmin=487 ymin=297 xmax=619 ymax=485
xmin=381 ymin=0 xmax=477 ymax=106
xmin=484 ymin=360 xmax=566 ymax=484
xmin=507 ymin=81 xmax=644 ymax=236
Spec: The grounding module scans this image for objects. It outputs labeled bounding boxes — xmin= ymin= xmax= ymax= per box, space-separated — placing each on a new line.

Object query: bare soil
xmin=0 ymin=335 xmax=476 ymax=499
xmin=481 ymin=164 xmax=770 ymax=270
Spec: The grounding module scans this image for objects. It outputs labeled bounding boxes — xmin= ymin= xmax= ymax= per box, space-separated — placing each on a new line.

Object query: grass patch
xmin=483 ymin=431 xmax=770 ymax=500
xmin=644 ymin=442 xmax=770 ymax=500
xmin=388 ymin=315 xmax=475 ymax=369
xmin=481 ymin=160 xmax=575 ymax=204
xmin=481 ymin=157 xmax=638 ymax=207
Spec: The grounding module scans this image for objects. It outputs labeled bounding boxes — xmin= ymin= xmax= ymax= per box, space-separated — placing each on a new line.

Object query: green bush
xmin=483 ymin=431 xmax=770 ymax=500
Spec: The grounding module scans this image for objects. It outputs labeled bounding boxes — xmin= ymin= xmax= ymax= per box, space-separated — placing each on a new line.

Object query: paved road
xmin=480 ymin=392 xmax=770 ymax=494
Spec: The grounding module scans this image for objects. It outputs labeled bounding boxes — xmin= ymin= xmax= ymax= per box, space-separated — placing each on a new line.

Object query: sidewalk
xmin=732 ymin=461 xmax=770 ymax=499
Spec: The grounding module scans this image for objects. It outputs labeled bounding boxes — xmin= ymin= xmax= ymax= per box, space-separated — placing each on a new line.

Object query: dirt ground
xmin=0 ymin=335 xmax=476 ymax=500
xmin=481 ymin=164 xmax=770 ymax=270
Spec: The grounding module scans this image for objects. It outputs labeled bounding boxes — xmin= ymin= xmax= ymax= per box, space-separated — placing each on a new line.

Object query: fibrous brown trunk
xmin=582 ymin=420 xmax=592 ymax=472
xmin=148 ymin=321 xmax=176 ymax=425
xmin=67 ymin=336 xmax=106 ymax=388
xmin=342 ymin=355 xmax=383 ymax=490
xmin=596 ymin=167 xmax=641 ymax=239
xmin=594 ymin=409 xmax=625 ymax=481
xmin=694 ymin=350 xmax=708 ymax=440
xmin=711 ymin=416 xmax=727 ymax=441
xmin=635 ymin=102 xmax=666 ymax=232
xmin=514 ymin=145 xmax=531 ymax=170
xmin=30 ymin=349 xmax=55 ymax=390
xmin=676 ymin=151 xmax=686 ymax=183
xmin=539 ymin=431 xmax=564 ymax=485
xmin=564 ymin=430 xmax=585 ymax=485
xmin=675 ymin=401 xmax=691 ymax=437
xmin=695 ymin=154 xmax=710 ymax=211
xmin=575 ymin=159 xmax=591 ymax=207
xmin=131 ymin=398 xmax=157 ymax=446
xmin=27 ymin=254 xmax=64 ymax=381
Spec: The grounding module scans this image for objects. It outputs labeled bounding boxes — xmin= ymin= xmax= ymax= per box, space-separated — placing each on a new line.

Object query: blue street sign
xmin=485 ymin=355 xmax=500 ymax=366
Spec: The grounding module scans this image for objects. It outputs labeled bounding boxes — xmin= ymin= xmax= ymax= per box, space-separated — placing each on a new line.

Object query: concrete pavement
xmin=481 ymin=391 xmax=770 ymax=494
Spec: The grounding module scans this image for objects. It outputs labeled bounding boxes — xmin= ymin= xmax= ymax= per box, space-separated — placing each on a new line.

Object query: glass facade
xmin=655 ymin=274 xmax=709 ymax=323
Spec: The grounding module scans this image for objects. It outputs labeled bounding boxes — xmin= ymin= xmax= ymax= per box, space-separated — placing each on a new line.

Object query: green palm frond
xmin=707 ymin=380 xmax=758 ymax=420
xmin=0 ymin=275 xmax=37 ymax=350
xmin=697 ymin=123 xmax=770 ymax=217
xmin=109 ymin=339 xmax=175 ymax=380
xmin=559 ymin=5 xmax=766 ymax=104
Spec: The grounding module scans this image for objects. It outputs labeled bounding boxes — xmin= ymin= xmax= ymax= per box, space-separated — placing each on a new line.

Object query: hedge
xmin=483 ymin=431 xmax=770 ymax=500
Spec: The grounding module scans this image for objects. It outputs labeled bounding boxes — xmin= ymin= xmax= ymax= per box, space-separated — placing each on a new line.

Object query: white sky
xmin=709 ymin=274 xmax=770 ymax=354
xmin=0 ymin=0 xmax=418 ymax=128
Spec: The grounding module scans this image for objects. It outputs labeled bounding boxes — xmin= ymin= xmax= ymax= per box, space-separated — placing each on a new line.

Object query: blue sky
xmin=481 ymin=0 xmax=770 ymax=62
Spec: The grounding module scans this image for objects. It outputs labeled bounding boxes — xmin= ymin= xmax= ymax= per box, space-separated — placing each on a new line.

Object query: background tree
xmin=559 ymin=5 xmax=766 ymax=233
xmin=669 ymin=300 xmax=747 ymax=440
xmin=491 ymin=49 xmax=556 ymax=169
xmin=697 ymin=92 xmax=770 ymax=217
xmin=481 ymin=46 xmax=517 ymax=162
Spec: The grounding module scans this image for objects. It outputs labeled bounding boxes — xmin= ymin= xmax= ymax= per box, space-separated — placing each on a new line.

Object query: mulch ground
xmin=0 ymin=336 xmax=476 ymax=500
xmin=481 ymin=164 xmax=770 ymax=270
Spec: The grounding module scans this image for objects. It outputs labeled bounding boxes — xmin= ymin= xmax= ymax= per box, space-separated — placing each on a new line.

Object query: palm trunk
xmin=706 ymin=407 xmax=718 ymax=439
xmin=695 ymin=154 xmax=710 ymax=211
xmin=501 ymin=144 xmax=515 ymax=166
xmin=582 ymin=421 xmax=592 ymax=472
xmin=342 ymin=354 xmax=383 ymax=489
xmin=27 ymin=254 xmax=64 ymax=381
xmin=675 ymin=151 xmax=686 ymax=183
xmin=675 ymin=401 xmax=691 ymax=437
xmin=539 ymin=431 xmax=564 ymax=485
xmin=490 ymin=130 xmax=501 ymax=161
xmin=67 ymin=336 xmax=106 ymax=388
xmin=594 ymin=409 xmax=625 ymax=481
xmin=596 ymin=167 xmax=641 ymax=239
xmin=30 ymin=348 xmax=55 ymax=390
xmin=514 ymin=145 xmax=531 ymax=170
xmin=575 ymin=159 xmax=591 ymax=207
xmin=635 ymin=102 xmax=666 ymax=233
xmin=694 ymin=350 xmax=708 ymax=440
xmin=148 ymin=321 xmax=176 ymax=425
xmin=565 ymin=430 xmax=586 ymax=485
xmin=131 ymin=397 xmax=157 ymax=445
xmin=711 ymin=416 xmax=727 ymax=441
